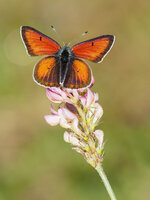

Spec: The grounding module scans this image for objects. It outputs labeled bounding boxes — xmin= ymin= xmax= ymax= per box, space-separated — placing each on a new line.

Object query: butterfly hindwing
xmin=71 ymin=35 xmax=115 ymax=63
xmin=21 ymin=26 xmax=61 ymax=56
xmin=64 ymin=58 xmax=92 ymax=89
xmin=33 ymin=56 xmax=60 ymax=87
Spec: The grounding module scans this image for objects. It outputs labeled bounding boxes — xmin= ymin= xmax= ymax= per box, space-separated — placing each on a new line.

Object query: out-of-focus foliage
xmin=0 ymin=0 xmax=150 ymax=199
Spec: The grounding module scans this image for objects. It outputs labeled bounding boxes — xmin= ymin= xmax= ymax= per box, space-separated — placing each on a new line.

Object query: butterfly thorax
xmin=61 ymin=49 xmax=69 ymax=63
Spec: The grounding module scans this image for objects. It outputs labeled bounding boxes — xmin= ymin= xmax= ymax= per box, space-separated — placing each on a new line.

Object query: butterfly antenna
xmin=67 ymin=31 xmax=88 ymax=46
xmin=50 ymin=25 xmax=65 ymax=46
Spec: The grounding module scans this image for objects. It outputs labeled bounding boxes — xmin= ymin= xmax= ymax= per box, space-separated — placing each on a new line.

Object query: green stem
xmin=95 ymin=164 xmax=117 ymax=200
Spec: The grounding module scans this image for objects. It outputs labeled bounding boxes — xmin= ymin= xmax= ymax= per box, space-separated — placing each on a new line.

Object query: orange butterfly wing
xmin=71 ymin=35 xmax=115 ymax=63
xmin=64 ymin=59 xmax=91 ymax=89
xmin=21 ymin=26 xmax=61 ymax=56
xmin=33 ymin=56 xmax=60 ymax=87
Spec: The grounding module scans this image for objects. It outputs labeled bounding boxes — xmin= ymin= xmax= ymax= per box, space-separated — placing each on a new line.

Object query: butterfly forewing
xmin=71 ymin=35 xmax=115 ymax=63
xmin=64 ymin=59 xmax=91 ymax=89
xmin=34 ymin=56 xmax=60 ymax=87
xmin=21 ymin=26 xmax=61 ymax=56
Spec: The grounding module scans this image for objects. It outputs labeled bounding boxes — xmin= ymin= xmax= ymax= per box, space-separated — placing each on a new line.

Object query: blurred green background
xmin=0 ymin=0 xmax=150 ymax=199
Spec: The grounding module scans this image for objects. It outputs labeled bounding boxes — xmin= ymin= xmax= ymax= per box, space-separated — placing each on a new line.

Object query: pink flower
xmin=46 ymin=77 xmax=95 ymax=105
xmin=44 ymin=115 xmax=60 ymax=126
xmin=44 ymin=105 xmax=60 ymax=126
xmin=94 ymin=130 xmax=104 ymax=148
xmin=46 ymin=88 xmax=72 ymax=104
xmin=46 ymin=88 xmax=64 ymax=103
xmin=45 ymin=104 xmax=83 ymax=134
xmin=44 ymin=85 xmax=104 ymax=168
xmin=79 ymin=88 xmax=95 ymax=108
xmin=92 ymin=103 xmax=103 ymax=125
xmin=64 ymin=89 xmax=79 ymax=100
xmin=65 ymin=103 xmax=77 ymax=114
xmin=64 ymin=131 xmax=81 ymax=147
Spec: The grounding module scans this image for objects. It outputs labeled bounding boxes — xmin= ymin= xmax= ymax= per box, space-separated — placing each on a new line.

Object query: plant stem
xmin=75 ymin=103 xmax=89 ymax=135
xmin=95 ymin=164 xmax=117 ymax=200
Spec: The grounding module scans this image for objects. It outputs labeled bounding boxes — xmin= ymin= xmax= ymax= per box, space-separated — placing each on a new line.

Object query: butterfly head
xmin=57 ymin=45 xmax=72 ymax=59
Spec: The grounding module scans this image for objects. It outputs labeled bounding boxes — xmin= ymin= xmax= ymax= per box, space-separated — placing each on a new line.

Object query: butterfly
xmin=20 ymin=26 xmax=115 ymax=89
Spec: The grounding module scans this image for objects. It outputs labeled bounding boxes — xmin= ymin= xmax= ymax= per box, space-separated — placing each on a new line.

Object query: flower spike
xmin=44 ymin=85 xmax=117 ymax=200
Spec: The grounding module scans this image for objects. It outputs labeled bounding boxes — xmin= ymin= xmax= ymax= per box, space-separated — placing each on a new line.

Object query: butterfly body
xmin=55 ymin=45 xmax=73 ymax=86
xmin=21 ymin=26 xmax=115 ymax=89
